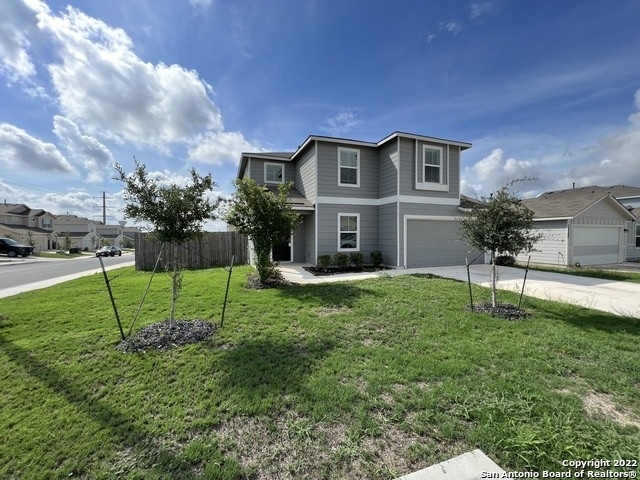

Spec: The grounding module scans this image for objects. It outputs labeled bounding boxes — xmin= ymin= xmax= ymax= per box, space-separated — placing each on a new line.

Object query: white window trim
xmin=337 ymin=213 xmax=360 ymax=252
xmin=338 ymin=147 xmax=360 ymax=188
xmin=415 ymin=144 xmax=449 ymax=192
xmin=264 ymin=162 xmax=284 ymax=184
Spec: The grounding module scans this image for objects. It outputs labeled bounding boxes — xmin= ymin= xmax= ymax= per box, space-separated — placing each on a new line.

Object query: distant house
xmin=518 ymin=185 xmax=639 ymax=266
xmin=237 ymin=131 xmax=481 ymax=267
xmin=54 ymin=215 xmax=100 ymax=250
xmin=0 ymin=202 xmax=57 ymax=251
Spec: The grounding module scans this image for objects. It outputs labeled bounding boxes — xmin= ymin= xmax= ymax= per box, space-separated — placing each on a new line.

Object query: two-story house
xmin=54 ymin=215 xmax=100 ymax=250
xmin=0 ymin=202 xmax=57 ymax=251
xmin=237 ymin=131 xmax=477 ymax=268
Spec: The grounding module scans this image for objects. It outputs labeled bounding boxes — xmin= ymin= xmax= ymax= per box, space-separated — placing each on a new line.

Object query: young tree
xmin=115 ymin=160 xmax=221 ymax=324
xmin=459 ymin=182 xmax=542 ymax=307
xmin=225 ymin=179 xmax=301 ymax=284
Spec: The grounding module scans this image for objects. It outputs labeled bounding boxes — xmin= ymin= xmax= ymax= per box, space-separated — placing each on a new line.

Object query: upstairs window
xmin=338 ymin=213 xmax=359 ymax=251
xmin=338 ymin=147 xmax=360 ymax=187
xmin=42 ymin=218 xmax=52 ymax=228
xmin=264 ymin=163 xmax=284 ymax=184
xmin=423 ymin=147 xmax=441 ymax=183
xmin=416 ymin=144 xmax=448 ymax=192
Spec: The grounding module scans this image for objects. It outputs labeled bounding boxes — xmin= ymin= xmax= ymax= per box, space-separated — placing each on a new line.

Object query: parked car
xmin=95 ymin=246 xmax=122 ymax=257
xmin=0 ymin=237 xmax=34 ymax=257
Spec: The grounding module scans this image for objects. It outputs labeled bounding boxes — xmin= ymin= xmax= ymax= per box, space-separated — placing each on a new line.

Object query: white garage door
xmin=406 ymin=220 xmax=472 ymax=267
xmin=572 ymin=226 xmax=621 ymax=265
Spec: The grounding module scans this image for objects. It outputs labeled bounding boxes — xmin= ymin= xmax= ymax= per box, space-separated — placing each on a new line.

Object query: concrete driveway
xmin=279 ymin=264 xmax=640 ymax=317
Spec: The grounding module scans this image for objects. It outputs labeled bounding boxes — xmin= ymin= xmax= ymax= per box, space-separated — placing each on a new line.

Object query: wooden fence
xmin=135 ymin=232 xmax=248 ymax=270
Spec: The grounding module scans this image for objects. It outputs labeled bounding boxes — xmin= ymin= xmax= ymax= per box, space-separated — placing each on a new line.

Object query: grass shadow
xmin=0 ymin=333 xmax=234 ymax=478
xmin=273 ymin=281 xmax=377 ymax=309
xmin=525 ymin=297 xmax=640 ymax=334
xmin=215 ymin=336 xmax=335 ymax=410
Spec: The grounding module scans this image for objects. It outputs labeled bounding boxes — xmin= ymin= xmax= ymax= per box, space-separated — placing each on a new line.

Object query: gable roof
xmin=237 ymin=131 xmax=472 ymax=179
xmin=536 ymin=185 xmax=640 ymax=201
xmin=523 ymin=192 xmax=636 ymax=221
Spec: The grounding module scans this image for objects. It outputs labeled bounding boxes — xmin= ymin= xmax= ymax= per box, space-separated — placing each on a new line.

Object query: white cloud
xmin=53 ymin=115 xmax=114 ymax=183
xmin=0 ymin=0 xmax=41 ymax=82
xmin=462 ymin=88 xmax=640 ymax=198
xmin=321 ymin=110 xmax=362 ymax=136
xmin=461 ymin=147 xmax=542 ymax=198
xmin=35 ymin=5 xmax=222 ymax=150
xmin=441 ymin=21 xmax=462 ymax=35
xmin=0 ymin=122 xmax=74 ymax=173
xmin=188 ymin=0 xmax=213 ymax=7
xmin=470 ymin=2 xmax=500 ymax=20
xmin=188 ymin=131 xmax=258 ymax=165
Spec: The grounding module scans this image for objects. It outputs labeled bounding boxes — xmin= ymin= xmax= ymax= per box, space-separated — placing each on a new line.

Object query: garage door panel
xmin=573 ymin=226 xmax=620 ymax=265
xmin=406 ymin=220 xmax=473 ymax=267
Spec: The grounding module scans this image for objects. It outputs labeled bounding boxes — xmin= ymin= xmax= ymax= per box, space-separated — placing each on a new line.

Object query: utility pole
xmin=93 ymin=191 xmax=114 ymax=225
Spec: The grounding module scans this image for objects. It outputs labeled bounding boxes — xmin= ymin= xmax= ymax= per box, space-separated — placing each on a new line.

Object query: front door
xmin=272 ymin=239 xmax=291 ymax=262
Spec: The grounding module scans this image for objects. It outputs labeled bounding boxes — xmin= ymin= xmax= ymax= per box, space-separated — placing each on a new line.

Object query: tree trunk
xmin=169 ymin=241 xmax=178 ymax=326
xmin=491 ymin=250 xmax=497 ymax=307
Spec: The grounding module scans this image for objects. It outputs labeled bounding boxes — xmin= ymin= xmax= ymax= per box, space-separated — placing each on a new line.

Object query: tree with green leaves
xmin=459 ymin=182 xmax=542 ymax=307
xmin=115 ymin=160 xmax=221 ymax=324
xmin=225 ymin=178 xmax=301 ymax=284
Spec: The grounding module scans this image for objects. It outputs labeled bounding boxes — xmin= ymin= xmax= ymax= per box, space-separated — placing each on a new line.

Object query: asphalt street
xmin=0 ymin=253 xmax=135 ymax=299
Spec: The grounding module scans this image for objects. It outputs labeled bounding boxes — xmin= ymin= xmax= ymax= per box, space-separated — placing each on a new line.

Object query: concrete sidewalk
xmin=279 ymin=263 xmax=640 ymax=317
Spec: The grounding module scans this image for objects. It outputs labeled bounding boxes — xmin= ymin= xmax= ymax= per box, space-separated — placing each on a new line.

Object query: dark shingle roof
xmin=523 ymin=185 xmax=639 ymax=219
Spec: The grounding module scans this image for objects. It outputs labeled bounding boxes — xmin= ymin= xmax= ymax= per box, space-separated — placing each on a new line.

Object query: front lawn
xmin=0 ymin=266 xmax=638 ymax=479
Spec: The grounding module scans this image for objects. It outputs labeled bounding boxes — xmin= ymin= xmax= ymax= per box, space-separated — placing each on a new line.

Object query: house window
xmin=264 ymin=163 xmax=284 ymax=183
xmin=338 ymin=147 xmax=359 ymax=187
xmin=42 ymin=219 xmax=52 ymax=229
xmin=416 ymin=144 xmax=448 ymax=192
xmin=338 ymin=213 xmax=359 ymax=251
xmin=636 ymin=224 xmax=640 ymax=248
xmin=423 ymin=147 xmax=441 ymax=183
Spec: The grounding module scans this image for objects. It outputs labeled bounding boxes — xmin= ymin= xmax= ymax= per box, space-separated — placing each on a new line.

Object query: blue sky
xmin=2 ymin=0 xmax=640 ymax=229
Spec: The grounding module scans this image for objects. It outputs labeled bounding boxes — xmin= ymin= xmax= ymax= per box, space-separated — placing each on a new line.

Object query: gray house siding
xmin=294 ymin=146 xmax=317 ymax=203
xmin=516 ymin=220 xmax=569 ymax=265
xmin=573 ymin=200 xmax=627 ymax=226
xmin=316 ymin=142 xmax=378 ymax=198
xmin=378 ymin=140 xmax=398 ymax=199
xmin=316 ymin=204 xmax=379 ymax=258
xmin=378 ymin=203 xmax=397 ymax=267
xmin=397 ymin=137 xmax=460 ymax=200
xmin=304 ymin=213 xmax=316 ymax=264
xmin=246 ymin=158 xmax=294 ymax=185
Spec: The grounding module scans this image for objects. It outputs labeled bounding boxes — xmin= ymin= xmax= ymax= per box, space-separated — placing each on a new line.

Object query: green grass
xmin=1 ymin=266 xmax=639 ymax=479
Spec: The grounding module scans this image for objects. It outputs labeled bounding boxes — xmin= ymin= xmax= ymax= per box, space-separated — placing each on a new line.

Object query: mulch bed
xmin=117 ymin=319 xmax=216 ymax=353
xmin=472 ymin=302 xmax=530 ymax=320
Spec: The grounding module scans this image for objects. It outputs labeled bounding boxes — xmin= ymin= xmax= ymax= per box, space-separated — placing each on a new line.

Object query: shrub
xmin=317 ymin=254 xmax=331 ymax=271
xmin=333 ymin=253 xmax=350 ymax=270
xmin=495 ymin=254 xmax=515 ymax=266
xmin=370 ymin=250 xmax=383 ymax=268
xmin=350 ymin=252 xmax=364 ymax=270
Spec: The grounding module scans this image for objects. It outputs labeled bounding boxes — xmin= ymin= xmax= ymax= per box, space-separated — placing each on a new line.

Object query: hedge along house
xmin=516 ymin=187 xmax=637 ymax=266
xmin=236 ymin=131 xmax=481 ymax=268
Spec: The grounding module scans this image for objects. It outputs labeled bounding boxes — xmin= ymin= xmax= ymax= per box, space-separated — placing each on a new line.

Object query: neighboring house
xmin=96 ymin=223 xmax=125 ymax=247
xmin=123 ymin=225 xmax=141 ymax=248
xmin=517 ymin=185 xmax=639 ymax=266
xmin=237 ymin=131 xmax=479 ymax=268
xmin=0 ymin=202 xmax=57 ymax=251
xmin=54 ymin=215 xmax=100 ymax=250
